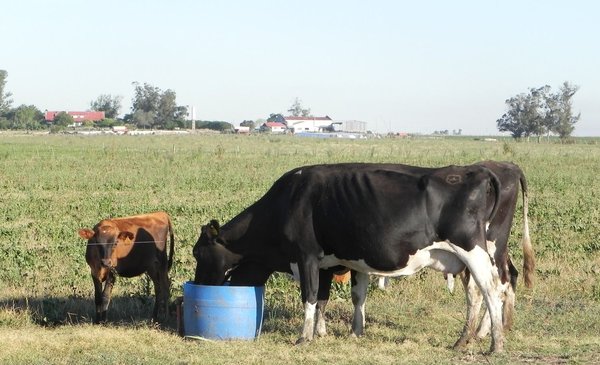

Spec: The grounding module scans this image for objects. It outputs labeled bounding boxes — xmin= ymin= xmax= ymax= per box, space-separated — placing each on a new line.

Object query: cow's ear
xmin=208 ymin=220 xmax=220 ymax=238
xmin=78 ymin=228 xmax=94 ymax=240
xmin=118 ymin=231 xmax=135 ymax=241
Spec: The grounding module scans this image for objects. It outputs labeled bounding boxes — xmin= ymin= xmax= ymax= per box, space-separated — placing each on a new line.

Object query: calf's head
xmin=79 ymin=223 xmax=134 ymax=269
xmin=193 ymin=220 xmax=240 ymax=285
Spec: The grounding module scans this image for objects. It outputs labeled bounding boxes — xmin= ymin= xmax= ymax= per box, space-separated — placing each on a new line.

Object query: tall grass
xmin=1 ymin=133 xmax=599 ymax=363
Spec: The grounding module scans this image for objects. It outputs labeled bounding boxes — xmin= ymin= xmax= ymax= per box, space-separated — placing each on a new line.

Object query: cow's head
xmin=79 ymin=223 xmax=134 ymax=269
xmin=193 ymin=220 xmax=241 ymax=285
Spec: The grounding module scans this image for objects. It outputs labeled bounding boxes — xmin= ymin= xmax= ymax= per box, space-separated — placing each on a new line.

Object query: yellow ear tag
xmin=209 ymin=225 xmax=219 ymax=237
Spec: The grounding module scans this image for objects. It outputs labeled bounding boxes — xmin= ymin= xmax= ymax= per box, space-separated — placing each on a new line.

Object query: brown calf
xmin=78 ymin=211 xmax=175 ymax=323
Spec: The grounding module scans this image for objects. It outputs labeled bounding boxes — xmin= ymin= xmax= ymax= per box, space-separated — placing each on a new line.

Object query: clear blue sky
xmin=2 ymin=0 xmax=599 ymax=135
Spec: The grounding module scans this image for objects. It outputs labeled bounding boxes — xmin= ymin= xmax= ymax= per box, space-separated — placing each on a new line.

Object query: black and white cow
xmin=345 ymin=161 xmax=535 ymax=348
xmin=193 ymin=163 xmax=508 ymax=352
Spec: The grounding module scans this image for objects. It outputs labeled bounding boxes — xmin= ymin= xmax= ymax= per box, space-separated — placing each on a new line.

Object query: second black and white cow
xmin=193 ymin=163 xmax=508 ymax=352
xmin=344 ymin=161 xmax=535 ymax=348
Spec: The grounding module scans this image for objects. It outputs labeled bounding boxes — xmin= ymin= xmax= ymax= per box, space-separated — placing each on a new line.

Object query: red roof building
xmin=45 ymin=111 xmax=105 ymax=123
xmin=283 ymin=116 xmax=332 ymax=122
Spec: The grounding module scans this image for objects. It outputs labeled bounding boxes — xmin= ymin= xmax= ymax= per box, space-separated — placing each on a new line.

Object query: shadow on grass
xmin=0 ymin=293 xmax=303 ymax=337
xmin=0 ymin=295 xmax=179 ymax=331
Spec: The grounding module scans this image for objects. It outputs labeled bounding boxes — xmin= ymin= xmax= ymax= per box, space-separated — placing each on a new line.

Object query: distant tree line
xmin=0 ymin=73 xmax=306 ymax=134
xmin=497 ymin=82 xmax=580 ymax=141
xmin=2 ymin=69 xmax=582 ymax=138
xmin=0 ymin=71 xmax=233 ymax=132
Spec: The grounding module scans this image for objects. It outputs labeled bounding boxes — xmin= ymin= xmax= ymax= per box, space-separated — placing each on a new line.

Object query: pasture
xmin=1 ymin=133 xmax=599 ymax=364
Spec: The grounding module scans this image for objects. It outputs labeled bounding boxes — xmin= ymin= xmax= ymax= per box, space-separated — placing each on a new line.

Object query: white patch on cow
xmin=486 ymin=239 xmax=497 ymax=257
xmin=289 ymin=263 xmax=300 ymax=282
xmin=301 ymin=301 xmax=317 ymax=341
xmin=320 ymin=241 xmax=466 ymax=278
xmin=294 ymin=170 xmax=302 ymax=175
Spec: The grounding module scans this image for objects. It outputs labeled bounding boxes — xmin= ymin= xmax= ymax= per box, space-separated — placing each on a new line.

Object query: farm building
xmin=285 ymin=116 xmax=338 ymax=133
xmin=285 ymin=116 xmax=367 ymax=134
xmin=45 ymin=111 xmax=105 ymax=126
xmin=338 ymin=120 xmax=367 ymax=133
xmin=260 ymin=122 xmax=287 ymax=134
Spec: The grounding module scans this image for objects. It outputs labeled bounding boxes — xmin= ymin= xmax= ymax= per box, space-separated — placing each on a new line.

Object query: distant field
xmin=1 ymin=134 xmax=599 ymax=364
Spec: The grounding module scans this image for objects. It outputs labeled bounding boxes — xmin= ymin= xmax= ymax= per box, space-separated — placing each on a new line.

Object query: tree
xmin=49 ymin=111 xmax=74 ymax=133
xmin=53 ymin=111 xmax=74 ymax=127
xmin=156 ymin=89 xmax=187 ymax=129
xmin=132 ymin=110 xmax=155 ymax=129
xmin=287 ymin=97 xmax=311 ymax=117
xmin=0 ymin=70 xmax=13 ymax=116
xmin=551 ymin=82 xmax=580 ymax=140
xmin=90 ymin=94 xmax=123 ymax=119
xmin=496 ymin=93 xmax=530 ymax=139
xmin=526 ymin=86 xmax=551 ymax=140
xmin=131 ymin=82 xmax=186 ymax=129
xmin=267 ymin=113 xmax=286 ymax=124
xmin=240 ymin=120 xmax=256 ymax=131
xmin=7 ymin=104 xmax=44 ymax=130
xmin=496 ymin=82 xmax=580 ymax=140
xmin=196 ymin=121 xmax=234 ymax=132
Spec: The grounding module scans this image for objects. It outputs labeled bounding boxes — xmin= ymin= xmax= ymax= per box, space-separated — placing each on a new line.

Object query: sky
xmin=2 ymin=1 xmax=599 ymax=135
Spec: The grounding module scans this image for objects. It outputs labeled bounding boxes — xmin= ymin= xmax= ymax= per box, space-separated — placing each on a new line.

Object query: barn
xmin=45 ymin=111 xmax=105 ymax=126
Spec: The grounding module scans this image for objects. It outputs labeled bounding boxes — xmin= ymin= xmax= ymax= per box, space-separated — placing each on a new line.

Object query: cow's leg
xmin=475 ymin=275 xmax=514 ymax=340
xmin=296 ymin=256 xmax=320 ymax=345
xmin=502 ymin=260 xmax=519 ymax=331
xmin=161 ymin=270 xmax=171 ymax=321
xmin=502 ymin=281 xmax=516 ymax=330
xmin=454 ymin=270 xmax=484 ymax=348
xmin=315 ymin=268 xmax=334 ymax=337
xmin=377 ymin=276 xmax=389 ymax=290
xmin=147 ymin=264 xmax=168 ymax=322
xmin=460 ymin=245 xmax=505 ymax=353
xmin=92 ymin=275 xmax=104 ymax=323
xmin=350 ymin=271 xmax=370 ymax=337
xmin=97 ymin=272 xmax=115 ymax=323
xmin=157 ymin=260 xmax=171 ymax=322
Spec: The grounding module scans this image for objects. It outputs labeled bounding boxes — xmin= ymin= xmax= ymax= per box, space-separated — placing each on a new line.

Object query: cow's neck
xmin=221 ymin=208 xmax=290 ymax=273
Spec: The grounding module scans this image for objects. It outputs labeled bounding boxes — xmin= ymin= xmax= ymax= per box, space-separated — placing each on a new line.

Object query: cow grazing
xmin=193 ymin=162 xmax=516 ymax=352
xmin=78 ymin=211 xmax=175 ymax=323
xmin=346 ymin=161 xmax=534 ymax=348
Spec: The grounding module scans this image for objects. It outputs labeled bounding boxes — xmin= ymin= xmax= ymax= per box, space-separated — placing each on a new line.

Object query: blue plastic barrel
xmin=182 ymin=281 xmax=264 ymax=340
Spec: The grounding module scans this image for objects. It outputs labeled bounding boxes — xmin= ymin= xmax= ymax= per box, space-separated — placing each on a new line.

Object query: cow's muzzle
xmin=101 ymin=259 xmax=114 ymax=268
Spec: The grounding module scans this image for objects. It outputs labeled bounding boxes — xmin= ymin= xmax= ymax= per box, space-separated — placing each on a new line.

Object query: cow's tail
xmin=519 ymin=173 xmax=535 ymax=288
xmin=167 ymin=216 xmax=175 ymax=271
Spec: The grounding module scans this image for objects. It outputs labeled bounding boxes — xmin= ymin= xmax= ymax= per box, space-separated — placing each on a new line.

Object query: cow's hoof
xmin=453 ymin=338 xmax=469 ymax=349
xmin=489 ymin=343 xmax=504 ymax=354
xmin=350 ymin=331 xmax=364 ymax=338
xmin=295 ymin=337 xmax=311 ymax=346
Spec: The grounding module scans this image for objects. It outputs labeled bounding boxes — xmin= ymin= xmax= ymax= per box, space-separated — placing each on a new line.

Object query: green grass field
xmin=1 ymin=133 xmax=599 ymax=364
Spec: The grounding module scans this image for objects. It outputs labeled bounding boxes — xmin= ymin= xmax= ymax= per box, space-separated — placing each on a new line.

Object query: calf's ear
xmin=78 ymin=228 xmax=94 ymax=240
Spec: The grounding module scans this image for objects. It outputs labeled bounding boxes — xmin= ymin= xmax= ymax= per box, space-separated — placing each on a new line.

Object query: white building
xmin=338 ymin=120 xmax=367 ymax=133
xmin=285 ymin=116 xmax=339 ymax=133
